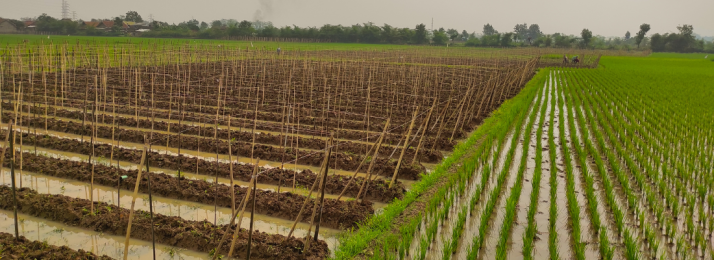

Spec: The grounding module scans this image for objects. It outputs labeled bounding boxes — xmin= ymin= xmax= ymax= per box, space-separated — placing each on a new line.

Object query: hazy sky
xmin=3 ymin=0 xmax=713 ymax=37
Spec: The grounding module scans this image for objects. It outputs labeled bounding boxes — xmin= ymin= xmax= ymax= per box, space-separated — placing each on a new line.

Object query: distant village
xmin=0 ymin=13 xmax=153 ymax=36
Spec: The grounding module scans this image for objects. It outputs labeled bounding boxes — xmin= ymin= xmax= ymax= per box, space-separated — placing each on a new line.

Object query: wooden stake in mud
xmin=355 ymin=118 xmax=391 ymax=201
xmin=89 ymin=76 xmax=98 ymax=214
xmin=336 ymin=118 xmax=390 ymax=201
xmin=246 ymin=166 xmax=258 ymax=260
xmin=390 ymin=109 xmax=419 ymax=189
xmin=228 ymin=116 xmax=235 ymax=216
xmin=122 ymin=136 xmax=148 ymax=260
xmin=412 ymin=99 xmax=437 ymax=165
xmin=287 ymin=140 xmax=332 ymax=239
xmin=304 ymin=137 xmax=332 ymax=252
xmin=144 ymin=142 xmax=156 ymax=260
xmin=6 ymin=122 xmax=19 ymax=240
xmin=313 ymin=153 xmax=330 ymax=241
xmin=224 ymin=160 xmax=260 ymax=259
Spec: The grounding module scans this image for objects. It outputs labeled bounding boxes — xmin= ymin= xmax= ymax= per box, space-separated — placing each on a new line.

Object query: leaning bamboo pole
xmin=389 ymin=108 xmax=419 ymax=189
xmin=122 ymin=137 xmax=148 ymax=260
xmin=336 ymin=118 xmax=389 ymax=201
xmin=224 ymin=159 xmax=260 ymax=259
xmin=355 ymin=118 xmax=391 ymax=201
xmin=305 ymin=138 xmax=332 ymax=251
xmin=412 ymin=99 xmax=437 ymax=165
xmin=286 ymin=142 xmax=331 ymax=239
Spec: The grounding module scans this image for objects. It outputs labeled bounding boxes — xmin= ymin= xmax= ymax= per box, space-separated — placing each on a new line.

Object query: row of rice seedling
xmin=492 ymin=70 xmax=546 ymax=260
xmin=560 ymin=72 xmax=637 ymax=259
xmin=554 ymin=72 xmax=587 ymax=260
xmin=571 ymin=66 xmax=713 ymax=258
xmin=546 ymin=72 xmax=563 ymax=259
xmin=559 ymin=72 xmax=617 ymax=259
xmin=465 ymin=80 xmax=539 ymax=259
xmin=521 ymin=70 xmax=550 ymax=259
xmin=564 ymin=68 xmax=701 ymax=258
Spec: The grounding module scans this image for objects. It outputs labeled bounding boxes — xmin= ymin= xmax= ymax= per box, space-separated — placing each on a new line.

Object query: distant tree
xmin=200 ymin=21 xmax=208 ymax=30
xmin=185 ymin=19 xmax=200 ymax=31
xmin=483 ymin=23 xmax=498 ymax=36
xmin=465 ymin=37 xmax=480 ymax=47
xmin=446 ymin=28 xmax=459 ymax=41
xmin=461 ymin=30 xmax=469 ymax=41
xmin=581 ymin=28 xmax=593 ymax=47
xmin=211 ymin=20 xmax=223 ymax=28
xmin=625 ymin=31 xmax=631 ymax=40
xmin=414 ymin=23 xmax=428 ymax=44
xmin=237 ymin=20 xmax=254 ymax=36
xmin=527 ymin=24 xmax=542 ymax=39
xmin=481 ymin=34 xmax=500 ymax=46
xmin=513 ymin=23 xmax=528 ymax=41
xmin=113 ymin=17 xmax=123 ymax=27
xmin=124 ymin=11 xmax=143 ymax=23
xmin=650 ymin=33 xmax=664 ymax=51
xmin=438 ymin=27 xmax=445 ymax=33
xmin=500 ymin=33 xmax=513 ymax=46
xmin=635 ymin=23 xmax=651 ymax=48
xmin=432 ymin=30 xmax=449 ymax=45
xmin=259 ymin=24 xmax=279 ymax=37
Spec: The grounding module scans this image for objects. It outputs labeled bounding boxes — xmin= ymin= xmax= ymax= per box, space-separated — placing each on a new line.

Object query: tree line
xmin=6 ymin=12 xmax=713 ymax=52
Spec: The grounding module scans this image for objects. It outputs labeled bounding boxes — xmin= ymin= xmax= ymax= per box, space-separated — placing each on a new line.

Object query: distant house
xmin=83 ymin=21 xmax=100 ymax=28
xmin=24 ymin=21 xmax=36 ymax=32
xmin=0 ymin=18 xmax=18 ymax=33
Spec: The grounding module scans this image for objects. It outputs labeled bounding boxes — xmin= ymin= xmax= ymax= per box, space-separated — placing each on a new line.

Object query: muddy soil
xmin=5 ymin=102 xmax=445 ymax=162
xmin=2 ymin=149 xmax=373 ymax=230
xmin=0 ymin=232 xmax=113 ymax=260
xmin=3 ymin=114 xmax=426 ymax=181
xmin=11 ymin=91 xmax=470 ymax=141
xmin=0 ymin=187 xmax=329 ymax=259
xmin=5 ymin=97 xmax=464 ymax=150
xmin=1 ymin=130 xmax=405 ymax=203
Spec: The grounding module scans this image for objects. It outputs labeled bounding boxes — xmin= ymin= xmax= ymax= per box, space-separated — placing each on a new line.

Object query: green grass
xmin=648 ymin=52 xmax=714 ymax=59
xmin=0 ymin=34 xmax=423 ymax=50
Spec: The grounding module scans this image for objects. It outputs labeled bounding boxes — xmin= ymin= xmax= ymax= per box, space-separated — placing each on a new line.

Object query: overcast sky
xmin=2 ymin=0 xmax=713 ymax=37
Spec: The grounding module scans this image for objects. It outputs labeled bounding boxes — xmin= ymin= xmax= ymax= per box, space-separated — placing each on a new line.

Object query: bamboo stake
xmin=312 ymin=151 xmax=330 ymax=241
xmin=8 ymin=122 xmax=19 ymax=240
xmin=224 ymin=159 xmax=260 ymax=259
xmin=304 ymin=137 xmax=332 ymax=251
xmin=89 ymin=76 xmax=97 ymax=214
xmin=287 ymin=141 xmax=331 ymax=239
xmin=228 ymin=115 xmax=235 ymax=217
xmin=122 ymin=136 xmax=148 ymax=260
xmin=336 ymin=118 xmax=389 ymax=200
xmin=389 ymin=108 xmax=419 ymax=189
xmin=246 ymin=168 xmax=258 ymax=260
xmin=412 ymin=99 xmax=437 ymax=165
xmin=355 ymin=117 xmax=391 ymax=201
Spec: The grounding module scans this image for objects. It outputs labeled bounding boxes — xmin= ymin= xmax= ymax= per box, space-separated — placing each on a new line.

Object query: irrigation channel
xmin=0 ymin=44 xmax=549 ymax=259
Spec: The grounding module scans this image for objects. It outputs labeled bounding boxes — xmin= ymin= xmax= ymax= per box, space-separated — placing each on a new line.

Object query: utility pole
xmin=72 ymin=11 xmax=77 ymax=21
xmin=431 ymin=18 xmax=433 ymax=32
xmin=61 ymin=0 xmax=70 ymax=20
xmin=149 ymin=14 xmax=154 ymax=23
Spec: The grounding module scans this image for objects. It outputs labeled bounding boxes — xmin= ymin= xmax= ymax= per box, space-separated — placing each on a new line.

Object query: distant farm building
xmin=0 ymin=18 xmax=18 ymax=33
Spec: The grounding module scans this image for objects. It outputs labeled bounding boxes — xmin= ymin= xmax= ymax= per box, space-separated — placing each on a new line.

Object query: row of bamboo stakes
xmin=0 ymin=42 xmax=542 ymax=259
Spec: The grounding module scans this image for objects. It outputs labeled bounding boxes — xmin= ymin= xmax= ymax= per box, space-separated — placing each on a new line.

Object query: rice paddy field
xmin=2 ymin=37 xmax=703 ymax=260
xmin=340 ymin=53 xmax=714 ymax=260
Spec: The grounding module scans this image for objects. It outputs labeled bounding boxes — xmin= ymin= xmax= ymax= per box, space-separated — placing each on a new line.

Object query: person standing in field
xmin=277 ymin=47 xmax=281 ymax=55
xmin=562 ymin=55 xmax=569 ymax=65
